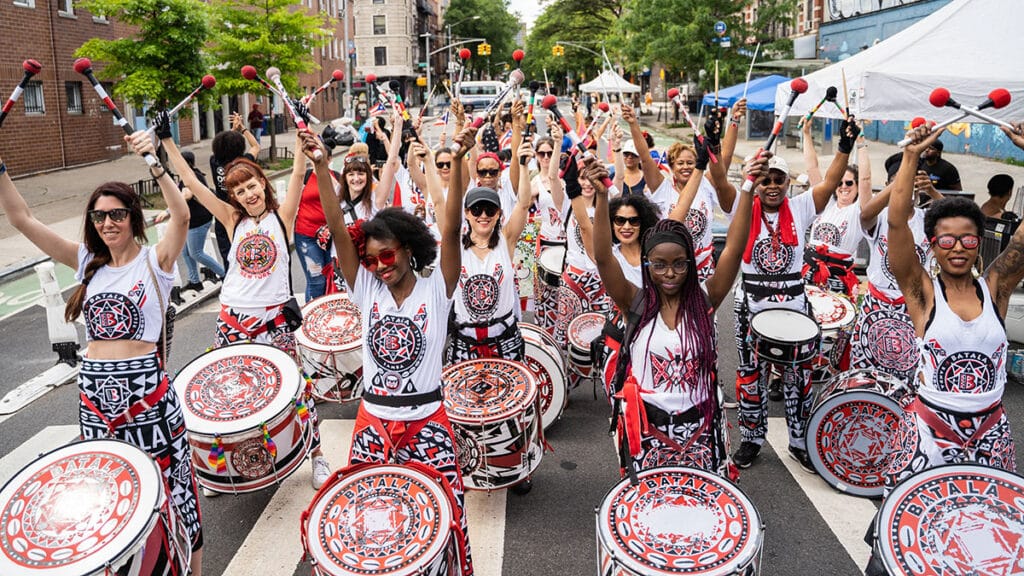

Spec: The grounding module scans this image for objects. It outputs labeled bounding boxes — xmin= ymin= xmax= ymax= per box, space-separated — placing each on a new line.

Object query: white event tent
xmin=579 ymin=70 xmax=642 ymax=95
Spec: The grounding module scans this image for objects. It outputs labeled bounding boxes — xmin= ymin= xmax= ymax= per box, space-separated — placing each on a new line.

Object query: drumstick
xmin=841 ymin=67 xmax=850 ymax=116
xmin=73 ymin=58 xmax=160 ymax=167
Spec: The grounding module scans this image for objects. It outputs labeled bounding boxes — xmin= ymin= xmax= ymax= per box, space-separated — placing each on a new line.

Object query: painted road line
xmin=221 ymin=419 xmax=507 ymax=576
xmin=765 ymin=417 xmax=875 ymax=568
xmin=0 ymin=425 xmax=79 ymax=484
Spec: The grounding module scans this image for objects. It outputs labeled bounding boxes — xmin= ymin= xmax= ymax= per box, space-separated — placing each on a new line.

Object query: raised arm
xmin=857 ymin=136 xmax=873 ymax=213
xmin=721 ymin=98 xmax=746 ymax=174
xmin=565 ymin=159 xmax=596 ymax=262
xmin=376 ymin=114 xmax=405 ymax=205
xmin=586 ymin=159 xmax=636 ymax=312
xmin=443 ymin=123 xmax=478 ymax=296
xmin=667 ymin=137 xmax=710 ymax=223
xmin=0 ymin=153 xmax=79 ymax=269
xmin=407 ymin=145 xmax=428 ymax=193
xmin=987 ymin=121 xmax=1024 ymax=314
xmin=504 ymin=136 xmax=534 ymax=254
xmin=306 ymin=131 xmax=358 ymax=289
xmin=610 ymin=122 xmax=625 ymax=193
xmin=702 ymin=106 xmax=736 ymax=213
xmin=622 ymin=103 xmax=664 ymax=191
xmin=509 ymin=99 xmax=524 ymax=195
xmin=548 ymin=122 xmax=565 ymax=211
xmin=801 ymin=120 xmax=823 ymax=186
xmin=705 ymin=153 xmax=760 ymax=309
xmin=232 ymin=112 xmax=260 ymax=158
xmin=422 ymin=146 xmax=446 ymax=233
xmin=810 ymin=116 xmax=859 ymax=213
xmin=126 ymin=131 xmax=187 ymax=272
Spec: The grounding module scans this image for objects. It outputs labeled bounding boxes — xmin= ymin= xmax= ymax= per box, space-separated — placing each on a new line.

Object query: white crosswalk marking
xmin=765 ymin=417 xmax=875 ymax=568
xmin=0 ymin=425 xmax=79 ymax=484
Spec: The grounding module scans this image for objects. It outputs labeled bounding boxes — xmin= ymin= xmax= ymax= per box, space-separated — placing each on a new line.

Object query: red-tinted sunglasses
xmin=931 ymin=233 xmax=980 ymax=250
xmin=360 ymin=248 xmax=399 ymax=270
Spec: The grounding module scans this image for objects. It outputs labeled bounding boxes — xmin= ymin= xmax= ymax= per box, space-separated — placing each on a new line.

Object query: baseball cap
xmin=930 ymin=140 xmax=944 ymax=152
xmin=465 ymin=187 xmax=501 ymax=209
xmin=621 ymin=140 xmax=639 ymax=156
xmin=767 ymin=155 xmax=790 ymax=175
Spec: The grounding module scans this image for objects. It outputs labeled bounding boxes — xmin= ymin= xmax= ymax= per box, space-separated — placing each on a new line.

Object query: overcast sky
xmin=508 ymin=0 xmax=544 ymax=28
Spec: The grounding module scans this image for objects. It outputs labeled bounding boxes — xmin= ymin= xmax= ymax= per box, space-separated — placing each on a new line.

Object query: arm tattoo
xmin=991 ymin=236 xmax=1024 ymax=301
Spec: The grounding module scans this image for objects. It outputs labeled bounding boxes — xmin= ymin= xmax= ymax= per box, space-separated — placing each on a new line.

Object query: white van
xmin=458 ymin=80 xmax=504 ymax=113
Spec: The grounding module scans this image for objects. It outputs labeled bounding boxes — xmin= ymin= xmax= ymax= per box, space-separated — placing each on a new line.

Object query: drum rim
xmin=522 ymin=338 xmax=567 ymax=430
xmin=442 ymin=358 xmax=539 ymax=424
xmin=172 ymin=343 xmax=302 ymax=433
xmin=596 ymin=465 xmax=763 ymax=575
xmin=806 ymin=286 xmax=856 ymax=330
xmin=295 ymin=293 xmax=363 ymax=352
xmin=874 ymin=462 xmax=1024 ymax=572
xmin=304 ymin=463 xmax=454 ymax=575
xmin=0 ymin=439 xmax=165 ymax=575
xmin=567 ymin=312 xmax=606 ymax=350
xmin=750 ymin=308 xmax=821 ymax=342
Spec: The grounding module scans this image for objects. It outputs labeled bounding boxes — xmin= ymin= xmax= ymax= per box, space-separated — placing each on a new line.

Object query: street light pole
xmin=423 ymin=33 xmax=431 ymax=115
xmin=342 ymin=0 xmax=352 ymax=119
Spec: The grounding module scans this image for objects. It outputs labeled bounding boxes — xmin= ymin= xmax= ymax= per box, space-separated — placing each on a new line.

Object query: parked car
xmin=458 ymin=81 xmax=505 ymax=113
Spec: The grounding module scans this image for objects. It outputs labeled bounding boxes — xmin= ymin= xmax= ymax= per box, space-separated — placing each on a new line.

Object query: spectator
xmin=247 ymin=103 xmax=264 ymax=142
xmin=209 ymin=114 xmax=260 ymax=262
xmin=981 ymin=173 xmax=1018 ymax=221
xmin=887 ymin=141 xmax=961 ymax=191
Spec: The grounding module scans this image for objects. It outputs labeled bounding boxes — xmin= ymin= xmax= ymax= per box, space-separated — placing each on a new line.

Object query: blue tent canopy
xmin=701 ymin=75 xmax=790 ymax=111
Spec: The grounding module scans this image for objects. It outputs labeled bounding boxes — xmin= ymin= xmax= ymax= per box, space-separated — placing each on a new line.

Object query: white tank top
xmin=809 ymin=197 xmax=863 ymax=258
xmin=865 ymin=208 xmax=932 ymax=300
xmin=221 ymin=213 xmax=292 ymax=308
xmin=77 ymin=245 xmax=175 ymax=343
xmin=565 ymin=203 xmax=597 ymax=272
xmin=740 ymin=192 xmax=817 ymax=313
xmin=531 ymin=174 xmax=565 ymax=241
xmin=918 ymin=278 xmax=1007 ymax=413
xmin=613 ymin=244 xmax=642 ymax=288
xmin=629 ymin=308 xmax=714 ymax=414
xmin=453 ymin=241 xmax=520 ymax=326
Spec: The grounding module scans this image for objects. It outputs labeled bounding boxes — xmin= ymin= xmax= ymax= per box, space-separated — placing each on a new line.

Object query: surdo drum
xmin=301 ymin=462 xmax=460 ymax=576
xmin=0 ymin=439 xmax=191 ymax=576
xmin=174 ymin=343 xmax=310 ymax=494
xmin=519 ymin=322 xmax=567 ymax=431
xmin=873 ymin=463 xmax=1024 ymax=576
xmin=805 ymin=286 xmax=856 ymax=384
xmin=295 ymin=293 xmax=364 ymax=402
xmin=568 ymin=312 xmax=606 ymax=386
xmin=537 ymin=245 xmax=566 ymax=288
xmin=807 ymin=369 xmax=908 ymax=498
xmin=535 ymin=244 xmax=566 ymax=332
xmin=596 ymin=466 xmax=764 ymax=576
xmin=748 ymin=308 xmax=821 ymax=366
xmin=442 ymin=359 xmax=544 ymax=491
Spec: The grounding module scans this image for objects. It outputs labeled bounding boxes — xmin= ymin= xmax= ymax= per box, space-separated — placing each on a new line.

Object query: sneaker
xmin=202 ymin=486 xmax=220 ymax=498
xmin=722 ymin=398 xmax=738 ymax=409
xmin=732 ymin=441 xmax=761 ymax=469
xmin=788 ymin=446 xmax=817 ymax=475
xmin=311 ymin=456 xmax=331 ymax=489
xmin=768 ymin=379 xmax=783 ymax=402
xmin=182 ymin=282 xmax=204 ymax=293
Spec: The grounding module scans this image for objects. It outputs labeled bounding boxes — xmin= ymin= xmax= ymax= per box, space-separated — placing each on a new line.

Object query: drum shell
xmin=538 ymin=245 xmax=566 ymax=287
xmin=568 ymin=313 xmax=605 ymax=380
xmin=520 ymin=326 xmax=567 ymax=431
xmin=806 ymin=287 xmax=857 ymax=384
xmin=749 ymin=308 xmax=821 ymax=366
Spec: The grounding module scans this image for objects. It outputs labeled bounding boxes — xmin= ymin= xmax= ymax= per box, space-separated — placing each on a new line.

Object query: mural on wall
xmin=825 ymin=0 xmax=925 ymax=22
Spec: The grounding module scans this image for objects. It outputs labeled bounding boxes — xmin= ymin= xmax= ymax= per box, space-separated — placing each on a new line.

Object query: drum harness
xmin=802 ymin=245 xmax=858 ymax=295
xmin=447 ymin=307 xmax=523 ymax=359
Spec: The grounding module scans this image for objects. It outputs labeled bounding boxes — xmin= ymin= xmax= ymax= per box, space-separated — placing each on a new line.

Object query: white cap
xmin=620 ymin=140 xmax=639 ymax=156
xmin=767 ymin=155 xmax=790 ymax=176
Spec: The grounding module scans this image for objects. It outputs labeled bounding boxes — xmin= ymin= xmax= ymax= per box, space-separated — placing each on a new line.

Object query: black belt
xmin=645 ymin=401 xmax=705 ymax=427
xmin=450 ymin=308 xmax=515 ymax=331
xmin=803 ymin=247 xmax=854 ymax=268
xmin=742 ymin=281 xmax=804 ymax=300
xmin=363 ymin=389 xmax=443 ymax=408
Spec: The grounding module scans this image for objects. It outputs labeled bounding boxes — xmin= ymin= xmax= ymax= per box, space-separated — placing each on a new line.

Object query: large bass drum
xmin=295 ymin=293 xmax=364 ymax=402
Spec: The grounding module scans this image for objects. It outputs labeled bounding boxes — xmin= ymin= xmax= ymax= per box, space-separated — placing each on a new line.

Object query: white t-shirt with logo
xmin=739 ymin=191 xmax=817 ymax=313
xmin=809 ymin=197 xmax=863 ymax=258
xmin=453 ymin=241 xmax=520 ymax=326
xmin=865 ymin=207 xmax=931 ymax=300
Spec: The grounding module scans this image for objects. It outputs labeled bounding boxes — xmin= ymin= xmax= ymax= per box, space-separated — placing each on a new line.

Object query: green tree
xmin=523 ymin=0 xmax=620 ymax=93
xmin=209 ymin=0 xmax=334 ymax=156
xmin=445 ymin=0 xmax=520 ymax=79
xmin=76 ymin=0 xmax=211 ymax=113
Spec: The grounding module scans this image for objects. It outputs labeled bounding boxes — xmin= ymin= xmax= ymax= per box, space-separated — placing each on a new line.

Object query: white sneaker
xmin=202 ymin=486 xmax=220 ymax=498
xmin=311 ymin=456 xmax=331 ymax=489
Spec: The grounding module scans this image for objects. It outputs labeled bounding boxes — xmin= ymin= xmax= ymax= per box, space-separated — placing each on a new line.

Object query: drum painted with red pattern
xmin=874 ymin=463 xmax=1024 ymax=576
xmin=174 ymin=343 xmax=310 ymax=494
xmin=807 ymin=369 xmax=906 ymax=498
xmin=301 ymin=462 xmax=458 ymax=576
xmin=0 ymin=439 xmax=190 ymax=576
xmin=806 ymin=286 xmax=856 ymax=384
xmin=520 ymin=322 xmax=567 ymax=431
xmin=568 ymin=312 xmax=605 ymax=382
xmin=296 ymin=293 xmax=364 ymax=402
xmin=596 ymin=466 xmax=764 ymax=575
xmin=442 ymin=359 xmax=544 ymax=490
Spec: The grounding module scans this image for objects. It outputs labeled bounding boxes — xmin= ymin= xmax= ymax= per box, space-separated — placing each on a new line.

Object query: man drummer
xmin=732 ymin=117 xmax=859 ymax=472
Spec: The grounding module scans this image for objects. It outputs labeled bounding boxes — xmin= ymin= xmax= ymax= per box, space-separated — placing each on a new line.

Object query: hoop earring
xmin=410 ymin=255 xmax=419 ymax=270
xmin=929 ymin=258 xmax=940 ymax=278
xmin=976 ymin=253 xmax=985 ymax=276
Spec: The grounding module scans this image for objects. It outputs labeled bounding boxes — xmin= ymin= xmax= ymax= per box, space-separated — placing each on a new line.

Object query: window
xmin=374 ymin=46 xmax=387 ymax=66
xmin=65 ymin=82 xmax=83 ymax=114
xmin=372 ymin=0 xmax=384 ymax=4
xmin=24 ymin=81 xmax=44 ymax=114
xmin=58 ymin=0 xmax=74 ymax=15
xmin=372 ymin=15 xmax=385 ymax=35
xmin=13 ymin=0 xmax=35 ymax=7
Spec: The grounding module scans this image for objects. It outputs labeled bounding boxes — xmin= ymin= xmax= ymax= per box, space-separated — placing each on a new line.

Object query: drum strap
xmin=80 ymin=374 xmax=170 ymax=436
xmin=364 ymin=389 xmax=443 ymax=408
xmin=219 ymin=304 xmax=288 ymax=339
xmin=867 ymin=281 xmax=905 ymax=305
xmin=910 ymin=397 xmax=1005 ymax=451
xmin=741 ymin=280 xmax=804 ymax=300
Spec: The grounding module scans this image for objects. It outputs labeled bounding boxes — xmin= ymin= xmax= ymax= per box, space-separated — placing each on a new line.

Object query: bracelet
xmin=0 ymin=162 xmax=6 ymax=176
xmin=150 ymin=167 xmax=167 ymax=180
xmin=612 ymin=148 xmax=622 ymax=153
xmin=730 ymin=118 xmax=741 ymax=126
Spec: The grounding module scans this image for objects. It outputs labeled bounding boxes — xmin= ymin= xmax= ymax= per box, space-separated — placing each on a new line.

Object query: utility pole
xmin=342 ymin=0 xmax=352 ymax=119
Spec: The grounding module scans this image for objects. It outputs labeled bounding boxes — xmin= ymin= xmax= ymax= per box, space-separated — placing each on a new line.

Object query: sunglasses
xmin=931 ymin=233 xmax=980 ymax=250
xmin=536 ymin=150 xmax=553 ymax=158
xmin=761 ymin=175 xmax=788 ymax=186
xmin=344 ymin=155 xmax=369 ymax=164
xmin=613 ymin=216 xmax=641 ymax=226
xmin=841 ymin=179 xmax=856 ymax=187
xmin=88 ymin=208 xmax=130 ymax=224
xmin=645 ymin=259 xmax=689 ymax=274
xmin=360 ymin=248 xmax=399 ymax=271
xmin=477 ymin=168 xmax=501 ymax=178
xmin=469 ymin=204 xmax=499 ymax=217
xmin=435 ymin=161 xmax=451 ymax=169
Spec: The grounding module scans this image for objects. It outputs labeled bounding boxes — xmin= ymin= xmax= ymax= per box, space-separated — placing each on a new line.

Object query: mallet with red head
xmin=929 ymin=87 xmax=1018 ymax=133
xmin=456 ymin=49 xmax=471 ymax=96
xmin=0 ymin=59 xmax=42 ymax=129
xmin=540 ymin=94 xmax=614 ymax=188
xmin=74 ymin=58 xmax=159 ymax=167
xmin=742 ymin=77 xmax=808 ymax=191
xmin=302 ymin=69 xmax=344 ymax=107
xmin=897 ymin=89 xmax=1012 ymax=147
xmin=265 ymin=67 xmax=321 ymax=158
xmin=146 ymin=74 xmax=216 ymax=137
xmin=667 ymin=87 xmax=717 ymax=164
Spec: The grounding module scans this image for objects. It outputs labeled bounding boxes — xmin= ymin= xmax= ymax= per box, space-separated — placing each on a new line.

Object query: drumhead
xmin=807 ymin=389 xmax=902 ymax=498
xmin=568 ymin=313 xmax=605 ymax=351
xmin=296 ymin=293 xmax=362 ymax=352
xmin=305 ymin=463 xmax=453 ymax=576
xmin=597 ymin=466 xmax=763 ymax=576
xmin=522 ymin=335 xmax=567 ymax=431
xmin=173 ymin=343 xmax=301 ymax=435
xmin=806 ymin=286 xmax=856 ymax=331
xmin=443 ymin=359 xmax=538 ymax=424
xmin=538 ymin=246 xmax=566 ymax=273
xmin=750 ymin=308 xmax=820 ymax=342
xmin=875 ymin=463 xmax=1024 ymax=576
xmin=0 ymin=439 xmax=162 ymax=576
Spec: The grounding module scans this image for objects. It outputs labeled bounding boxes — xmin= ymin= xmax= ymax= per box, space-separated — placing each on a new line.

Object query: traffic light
xmin=552 ymin=45 xmax=564 ymax=57
xmin=477 ymin=43 xmax=491 ymax=56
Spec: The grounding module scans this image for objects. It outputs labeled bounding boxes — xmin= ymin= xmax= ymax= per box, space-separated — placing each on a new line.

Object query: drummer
xmin=530 ymin=125 xmax=568 ymax=334
xmin=156 ymin=116 xmax=331 ymax=491
xmin=0 ymin=134 xmax=205 ymax=574
xmin=731 ymin=116 xmax=859 ymax=472
xmin=589 ymin=134 xmax=755 ymax=476
xmin=864 ymin=123 xmax=1023 ymax=576
xmin=310 ymin=123 xmax=476 ymax=575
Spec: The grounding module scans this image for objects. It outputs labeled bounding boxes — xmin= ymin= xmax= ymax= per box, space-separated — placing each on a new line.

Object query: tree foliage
xmin=75 ymin=0 xmax=211 ymax=111
xmin=445 ymin=0 xmax=521 ymax=78
xmin=522 ymin=0 xmax=620 ymax=89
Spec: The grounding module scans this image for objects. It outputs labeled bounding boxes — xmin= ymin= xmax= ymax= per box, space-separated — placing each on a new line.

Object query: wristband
xmin=612 ymin=148 xmax=622 ymax=153
xmin=151 ymin=167 xmax=167 ymax=180
xmin=730 ymin=118 xmax=741 ymax=126
xmin=0 ymin=162 xmax=6 ymax=176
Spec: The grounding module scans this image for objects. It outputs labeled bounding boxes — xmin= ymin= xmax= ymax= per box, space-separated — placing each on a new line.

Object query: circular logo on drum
xmin=231 ymin=437 xmax=276 ymax=480
xmin=751 ymin=237 xmax=795 ymax=275
xmin=685 ymin=209 xmax=708 ymax=243
xmin=605 ymin=470 xmax=756 ymax=574
xmin=84 ymin=292 xmax=143 ymax=340
xmin=812 ymin=222 xmax=842 ymax=246
xmin=569 ymin=314 xmax=605 ymax=351
xmin=881 ymin=468 xmax=1024 ymax=576
xmin=935 ymin=351 xmax=994 ymax=394
xmin=462 ymin=274 xmax=500 ymax=319
xmin=812 ymin=396 xmax=901 ymax=491
xmin=303 ymin=297 xmax=361 ymax=347
xmin=0 ymin=452 xmax=141 ymax=569
xmin=314 ymin=471 xmax=446 ymax=574
xmin=443 ymin=360 xmax=533 ymax=420
xmin=367 ymin=316 xmax=424 ymax=374
xmin=858 ymin=309 xmax=918 ymax=373
xmin=235 ymin=232 xmax=277 ymax=277
xmin=184 ymin=354 xmax=284 ymax=421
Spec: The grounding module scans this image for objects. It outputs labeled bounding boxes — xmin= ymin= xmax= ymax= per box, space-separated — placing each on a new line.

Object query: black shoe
xmin=732 ymin=442 xmax=761 ymax=469
xmin=170 ymin=286 xmax=184 ymax=306
xmin=768 ymin=379 xmax=783 ymax=401
xmin=788 ymin=446 xmax=817 ymax=474
xmin=200 ymin=268 xmax=221 ymax=282
xmin=182 ymin=282 xmax=204 ymax=293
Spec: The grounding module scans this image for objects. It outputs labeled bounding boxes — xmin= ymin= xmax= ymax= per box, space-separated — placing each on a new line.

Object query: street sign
xmin=417 ymin=62 xmax=427 ymax=68
xmin=714 ymin=21 xmax=727 ymax=36
xmin=721 ymin=36 xmax=731 ymax=48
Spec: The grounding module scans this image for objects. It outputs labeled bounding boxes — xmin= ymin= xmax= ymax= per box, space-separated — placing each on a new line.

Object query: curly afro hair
xmin=608 ymin=194 xmax=660 ymax=244
xmin=924 ymin=196 xmax=986 ymax=239
xmin=360 ymin=208 xmax=437 ymax=272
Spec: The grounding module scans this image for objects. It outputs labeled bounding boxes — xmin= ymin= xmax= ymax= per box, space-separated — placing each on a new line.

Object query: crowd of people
xmin=2 ymin=83 xmax=1024 ymax=575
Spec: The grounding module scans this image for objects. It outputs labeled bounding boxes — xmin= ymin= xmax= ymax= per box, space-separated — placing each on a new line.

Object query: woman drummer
xmin=446 ymin=138 xmax=534 ymax=364
xmin=589 ymin=137 xmax=756 ymax=476
xmin=0 ymin=135 xmax=205 ymax=574
xmin=863 ymin=123 xmax=1023 ymax=576
xmin=155 ymin=116 xmax=331 ymax=490
xmin=311 ymin=123 xmax=476 ymax=575
xmin=529 ymin=126 xmax=568 ymax=332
